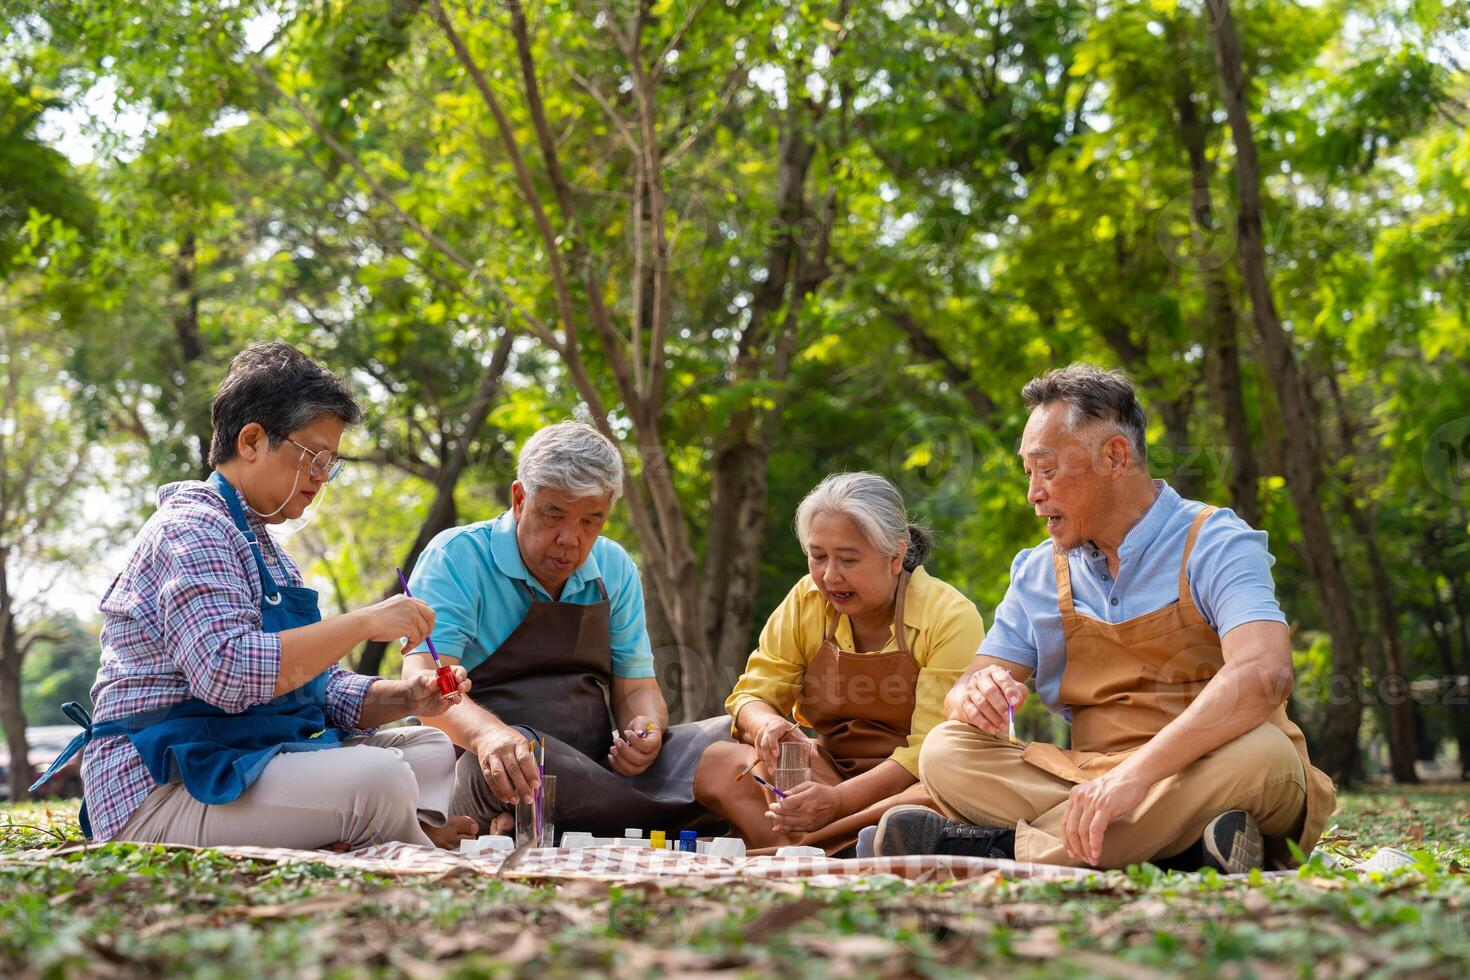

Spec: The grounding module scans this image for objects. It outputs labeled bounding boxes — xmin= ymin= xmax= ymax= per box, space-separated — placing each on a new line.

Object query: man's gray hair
xmin=516 ymin=421 xmax=625 ymax=502
xmin=1021 ymin=363 xmax=1148 ymax=462
xmin=794 ymin=472 xmax=931 ymax=572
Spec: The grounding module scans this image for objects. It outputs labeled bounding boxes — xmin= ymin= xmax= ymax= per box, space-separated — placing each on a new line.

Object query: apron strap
xmin=823 ymin=606 xmax=841 ymax=643
xmin=208 ymin=471 xmax=284 ymax=604
xmin=820 ymin=571 xmax=915 ymax=653
xmin=891 ymin=569 xmax=913 ymax=657
xmin=27 ymin=701 xmax=93 ymax=794
xmin=1052 ymin=547 xmax=1076 ymax=616
xmin=1177 ymin=506 xmax=1218 ymax=602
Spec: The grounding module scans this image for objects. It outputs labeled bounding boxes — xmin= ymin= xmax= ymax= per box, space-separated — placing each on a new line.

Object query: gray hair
xmin=208 ymin=342 xmax=362 ymax=467
xmin=1020 ymin=363 xmax=1148 ymax=462
xmin=794 ymin=472 xmax=931 ymax=572
xmin=516 ymin=421 xmax=625 ymax=502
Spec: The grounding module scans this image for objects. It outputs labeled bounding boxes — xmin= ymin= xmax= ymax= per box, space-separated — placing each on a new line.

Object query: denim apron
xmin=32 ymin=472 xmax=348 ymax=837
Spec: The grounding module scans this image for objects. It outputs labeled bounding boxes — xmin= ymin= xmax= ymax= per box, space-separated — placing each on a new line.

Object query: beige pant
xmin=918 ymin=720 xmax=1307 ymax=868
xmin=113 ymin=726 xmax=456 ymax=850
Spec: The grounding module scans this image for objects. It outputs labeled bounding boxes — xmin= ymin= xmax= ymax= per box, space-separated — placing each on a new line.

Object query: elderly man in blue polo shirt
xmin=404 ymin=421 xmax=727 ymax=838
xmin=875 ymin=365 xmax=1336 ymax=872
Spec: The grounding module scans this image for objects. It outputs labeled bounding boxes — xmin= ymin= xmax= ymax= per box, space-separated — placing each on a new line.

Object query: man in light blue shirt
xmin=978 ymin=480 xmax=1287 ymax=721
xmin=404 ymin=421 xmax=728 ymax=837
xmin=878 ymin=365 xmax=1334 ymax=872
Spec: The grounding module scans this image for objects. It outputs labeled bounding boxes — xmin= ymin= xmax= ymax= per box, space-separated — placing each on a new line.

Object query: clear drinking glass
xmin=514 ymin=774 xmax=556 ymax=847
xmin=775 ymin=739 xmax=811 ymax=792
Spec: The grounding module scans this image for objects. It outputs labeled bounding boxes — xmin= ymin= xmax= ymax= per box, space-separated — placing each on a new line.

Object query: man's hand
xmin=472 ymin=725 xmax=541 ymax=805
xmin=748 ymin=714 xmax=816 ymax=772
xmin=946 ymin=663 xmax=1028 ymax=734
xmin=608 ymin=715 xmax=662 ymax=776
xmin=766 ymin=781 xmax=841 ymax=834
xmin=402 ymin=665 xmax=470 ymax=717
xmin=1061 ymin=768 xmax=1151 ymax=866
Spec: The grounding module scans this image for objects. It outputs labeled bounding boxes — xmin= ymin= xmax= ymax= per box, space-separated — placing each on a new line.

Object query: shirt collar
xmin=1112 ymin=479 xmax=1177 ymax=564
xmin=489 ymin=510 xmax=602 ymax=599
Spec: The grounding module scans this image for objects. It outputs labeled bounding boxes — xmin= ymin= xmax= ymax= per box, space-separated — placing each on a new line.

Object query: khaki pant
xmin=114 ymin=726 xmax=456 ymax=850
xmin=918 ymin=720 xmax=1307 ymax=868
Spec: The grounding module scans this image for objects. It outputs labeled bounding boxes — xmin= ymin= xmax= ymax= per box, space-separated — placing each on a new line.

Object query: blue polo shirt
xmin=408 ymin=511 xmax=656 ymax=678
xmin=981 ymin=481 xmax=1287 ymax=718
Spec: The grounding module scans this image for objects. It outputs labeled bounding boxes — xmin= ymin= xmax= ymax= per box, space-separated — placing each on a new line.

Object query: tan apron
xmin=695 ymin=570 xmax=935 ymax=855
xmin=1019 ymin=506 xmax=1336 ymax=865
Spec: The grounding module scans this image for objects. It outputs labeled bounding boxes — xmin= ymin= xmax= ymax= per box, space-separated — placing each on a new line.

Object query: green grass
xmin=1 ymin=787 xmax=1467 ymax=977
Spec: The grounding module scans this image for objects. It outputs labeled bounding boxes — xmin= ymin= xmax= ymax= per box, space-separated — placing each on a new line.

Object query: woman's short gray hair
xmin=794 ymin=472 xmax=931 ymax=572
xmin=516 ymin=421 xmax=625 ymax=502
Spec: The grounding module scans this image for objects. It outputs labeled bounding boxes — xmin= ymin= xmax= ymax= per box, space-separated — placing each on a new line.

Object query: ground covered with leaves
xmin=1 ymin=787 xmax=1467 ymax=978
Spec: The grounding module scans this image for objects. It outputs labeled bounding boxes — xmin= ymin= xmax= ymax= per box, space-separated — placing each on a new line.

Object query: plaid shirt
xmin=82 ymin=480 xmax=379 ymax=841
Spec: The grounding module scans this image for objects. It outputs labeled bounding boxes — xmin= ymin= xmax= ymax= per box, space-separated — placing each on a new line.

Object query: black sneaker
xmin=1200 ymin=810 xmax=1264 ymax=874
xmin=874 ymin=805 xmax=1015 ymax=858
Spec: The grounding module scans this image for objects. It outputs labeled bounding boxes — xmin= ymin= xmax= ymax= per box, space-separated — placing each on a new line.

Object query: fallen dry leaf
xmin=794 ymin=934 xmax=903 ymax=960
xmin=1009 ymin=924 xmax=1064 ymax=957
xmin=740 ymin=897 xmax=825 ymax=943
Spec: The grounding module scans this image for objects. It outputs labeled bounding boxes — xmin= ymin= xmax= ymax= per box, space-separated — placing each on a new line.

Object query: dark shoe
xmin=874 ymin=804 xmax=1015 ymax=858
xmin=1200 ymin=810 xmax=1264 ymax=874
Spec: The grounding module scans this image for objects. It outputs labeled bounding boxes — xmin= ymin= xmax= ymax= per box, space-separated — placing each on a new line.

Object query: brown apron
xmin=696 ymin=570 xmax=936 ymax=855
xmin=1020 ymin=506 xmax=1336 ymax=865
xmin=451 ymin=578 xmax=730 ymax=837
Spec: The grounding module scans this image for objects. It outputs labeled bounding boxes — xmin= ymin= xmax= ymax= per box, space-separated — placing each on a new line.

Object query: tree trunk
xmin=355 ymin=330 xmax=515 ymax=675
xmin=698 ymin=436 xmax=771 ymax=710
xmin=0 ymin=557 xmax=30 ymax=802
xmin=1155 ymin=396 xmax=1200 ymax=500
xmin=172 ymin=230 xmax=214 ymax=479
xmin=1426 ymin=590 xmax=1470 ymax=779
xmin=1208 ymin=0 xmax=1364 ymax=782
xmin=691 ymin=118 xmax=830 ymax=719
xmin=354 ymin=489 xmax=461 ymax=677
xmin=1172 ymin=76 xmax=1260 ymax=524
xmin=1321 ymin=369 xmax=1417 ymax=783
xmin=1446 ymin=551 xmax=1470 ymax=693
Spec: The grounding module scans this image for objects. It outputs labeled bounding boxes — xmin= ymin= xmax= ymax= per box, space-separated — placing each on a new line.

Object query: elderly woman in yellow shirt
xmin=693 ymin=472 xmax=984 ymax=854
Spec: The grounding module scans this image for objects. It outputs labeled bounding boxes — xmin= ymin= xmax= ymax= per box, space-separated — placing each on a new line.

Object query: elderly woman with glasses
xmin=40 ymin=343 xmax=478 ymax=851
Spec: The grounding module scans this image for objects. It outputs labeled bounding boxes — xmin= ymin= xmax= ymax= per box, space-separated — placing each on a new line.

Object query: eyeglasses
xmin=285 ymin=438 xmax=345 ymax=483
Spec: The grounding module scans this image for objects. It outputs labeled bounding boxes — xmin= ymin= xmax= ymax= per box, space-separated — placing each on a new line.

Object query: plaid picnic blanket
xmin=7 ymin=841 xmax=1102 ymax=886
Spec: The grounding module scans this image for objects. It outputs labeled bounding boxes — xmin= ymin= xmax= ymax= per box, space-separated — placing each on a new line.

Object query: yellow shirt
xmin=725 ymin=565 xmax=985 ymax=777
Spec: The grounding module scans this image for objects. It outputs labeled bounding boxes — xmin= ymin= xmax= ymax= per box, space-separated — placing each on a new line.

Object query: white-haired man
xmin=405 ymin=421 xmax=728 ymax=837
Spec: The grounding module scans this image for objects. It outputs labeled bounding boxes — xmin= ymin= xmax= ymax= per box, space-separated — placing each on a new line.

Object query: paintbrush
xmin=1008 ymin=702 xmax=1019 ymax=744
xmin=735 ymin=758 xmax=788 ymax=799
xmin=396 ymin=567 xmax=458 ymax=697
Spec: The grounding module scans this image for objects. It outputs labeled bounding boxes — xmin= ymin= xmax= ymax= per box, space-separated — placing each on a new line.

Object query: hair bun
xmin=904 ymin=524 xmax=932 ymax=571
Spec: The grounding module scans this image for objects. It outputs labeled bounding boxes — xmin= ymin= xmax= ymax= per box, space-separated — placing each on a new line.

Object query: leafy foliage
xmin=0 ymin=790 xmax=1467 ymax=976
